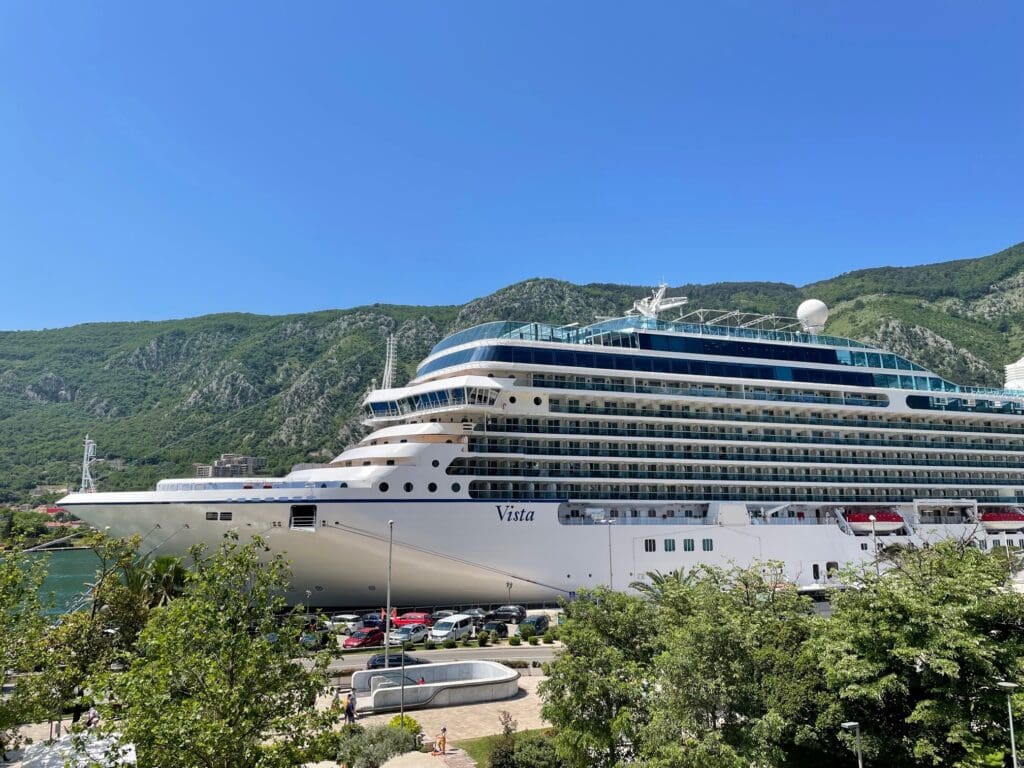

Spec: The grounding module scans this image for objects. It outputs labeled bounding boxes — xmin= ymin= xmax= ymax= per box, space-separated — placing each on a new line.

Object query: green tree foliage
xmin=31 ymin=534 xmax=152 ymax=724
xmin=810 ymin=540 xmax=1024 ymax=767
xmin=104 ymin=533 xmax=337 ymax=768
xmin=333 ymin=724 xmax=419 ymax=768
xmin=542 ymin=543 xmax=1024 ymax=768
xmin=539 ymin=588 xmax=658 ymax=768
xmin=0 ymin=544 xmax=48 ymax=758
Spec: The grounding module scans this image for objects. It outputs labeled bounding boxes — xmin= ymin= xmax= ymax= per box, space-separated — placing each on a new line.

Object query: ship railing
xmin=545 ymin=400 xmax=1024 ymax=437
xmin=468 ymin=488 xmax=1024 ymax=504
xmin=466 ymin=442 xmax=1023 ymax=469
xmin=559 ymin=515 xmax=711 ymax=526
xmin=452 ymin=467 xmax=1021 ymax=486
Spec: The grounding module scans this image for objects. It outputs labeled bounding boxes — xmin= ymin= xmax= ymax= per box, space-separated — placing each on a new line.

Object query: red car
xmin=393 ymin=611 xmax=433 ymax=628
xmin=343 ymin=627 xmax=385 ymax=649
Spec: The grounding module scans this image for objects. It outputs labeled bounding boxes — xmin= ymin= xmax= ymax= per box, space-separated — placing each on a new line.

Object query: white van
xmin=430 ymin=613 xmax=474 ymax=642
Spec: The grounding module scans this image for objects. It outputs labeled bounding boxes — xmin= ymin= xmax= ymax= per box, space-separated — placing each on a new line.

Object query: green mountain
xmin=2 ymin=241 xmax=1023 ymax=501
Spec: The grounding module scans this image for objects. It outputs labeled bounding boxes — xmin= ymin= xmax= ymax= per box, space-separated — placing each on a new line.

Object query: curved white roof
xmin=363 ymin=374 xmax=503 ymax=404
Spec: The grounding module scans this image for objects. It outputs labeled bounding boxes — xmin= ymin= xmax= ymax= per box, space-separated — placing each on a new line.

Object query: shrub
xmin=489 ymin=711 xmax=517 ymax=768
xmin=513 ymin=731 xmax=560 ymax=768
xmin=402 ymin=641 xmax=413 ymax=651
xmin=477 ymin=630 xmax=490 ymax=647
xmin=518 ymin=624 xmax=537 ymax=641
xmin=542 ymin=630 xmax=555 ymax=644
xmin=443 ymin=638 xmax=457 ymax=649
xmin=388 ymin=714 xmax=422 ymax=739
xmin=461 ymin=636 xmax=474 ymax=647
xmin=335 ymin=724 xmax=418 ymax=768
xmin=528 ymin=636 xmax=539 ymax=646
xmin=509 ymin=635 xmax=521 ymax=646
xmin=424 ymin=639 xmax=435 ymax=650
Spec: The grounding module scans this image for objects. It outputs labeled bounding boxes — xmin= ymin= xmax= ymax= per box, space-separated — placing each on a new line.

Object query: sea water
xmin=34 ymin=548 xmax=100 ymax=614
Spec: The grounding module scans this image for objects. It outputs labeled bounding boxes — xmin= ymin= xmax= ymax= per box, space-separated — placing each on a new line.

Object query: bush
xmin=424 ymin=639 xmax=435 ymax=650
xmin=402 ymin=641 xmax=413 ymax=651
xmin=477 ymin=630 xmax=490 ymax=647
xmin=542 ymin=630 xmax=555 ymax=644
xmin=461 ymin=636 xmax=474 ymax=647
xmin=335 ymin=724 xmax=418 ymax=768
xmin=509 ymin=635 xmax=521 ymax=646
xmin=512 ymin=731 xmax=560 ymax=768
xmin=528 ymin=636 xmax=539 ymax=646
xmin=443 ymin=638 xmax=457 ymax=649
xmin=388 ymin=714 xmax=422 ymax=739
xmin=519 ymin=624 xmax=537 ymax=641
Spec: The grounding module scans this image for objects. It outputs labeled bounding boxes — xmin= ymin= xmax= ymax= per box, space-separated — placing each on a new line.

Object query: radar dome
xmin=797 ymin=299 xmax=829 ymax=332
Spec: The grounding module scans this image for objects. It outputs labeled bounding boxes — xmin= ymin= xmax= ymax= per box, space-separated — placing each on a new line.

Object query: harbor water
xmin=35 ymin=548 xmax=99 ymax=614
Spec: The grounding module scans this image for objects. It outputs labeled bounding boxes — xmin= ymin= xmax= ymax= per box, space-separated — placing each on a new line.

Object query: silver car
xmin=388 ymin=624 xmax=429 ymax=645
xmin=326 ymin=613 xmax=364 ymax=634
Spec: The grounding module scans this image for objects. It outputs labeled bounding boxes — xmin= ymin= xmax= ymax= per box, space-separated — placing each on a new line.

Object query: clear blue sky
xmin=1 ymin=2 xmax=1021 ymax=330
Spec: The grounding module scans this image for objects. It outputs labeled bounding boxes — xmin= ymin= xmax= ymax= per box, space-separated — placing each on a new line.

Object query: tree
xmin=105 ymin=533 xmax=337 ymax=768
xmin=0 ymin=544 xmax=48 ymax=758
xmin=539 ymin=588 xmax=658 ymax=767
xmin=31 ymin=533 xmax=151 ymax=725
xmin=809 ymin=539 xmax=1024 ymax=767
xmin=634 ymin=563 xmax=822 ymax=768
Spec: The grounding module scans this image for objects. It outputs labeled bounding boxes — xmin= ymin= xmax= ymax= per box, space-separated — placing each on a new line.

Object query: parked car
xmin=343 ymin=627 xmax=385 ymax=649
xmin=481 ymin=620 xmax=509 ymax=639
xmin=487 ymin=605 xmax=527 ymax=624
xmin=461 ymin=608 xmax=489 ymax=627
xmin=430 ymin=609 xmax=455 ymax=624
xmin=366 ymin=652 xmax=428 ymax=670
xmin=393 ymin=611 xmax=433 ymax=628
xmin=361 ymin=613 xmax=385 ymax=629
xmin=429 ymin=613 xmax=475 ymax=642
xmin=517 ymin=614 xmax=550 ymax=635
xmin=388 ymin=624 xmax=429 ymax=645
xmin=325 ymin=613 xmax=363 ymax=634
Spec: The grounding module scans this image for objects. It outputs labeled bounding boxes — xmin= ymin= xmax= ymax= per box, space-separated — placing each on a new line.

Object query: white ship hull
xmin=62 ymin=491 xmax=1004 ymax=608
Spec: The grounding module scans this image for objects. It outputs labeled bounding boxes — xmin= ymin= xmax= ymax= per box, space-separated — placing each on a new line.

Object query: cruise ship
xmin=59 ymin=287 xmax=1024 ymax=607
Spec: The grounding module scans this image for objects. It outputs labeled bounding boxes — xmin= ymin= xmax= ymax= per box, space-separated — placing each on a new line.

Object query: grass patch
xmin=455 ymin=728 xmax=549 ymax=767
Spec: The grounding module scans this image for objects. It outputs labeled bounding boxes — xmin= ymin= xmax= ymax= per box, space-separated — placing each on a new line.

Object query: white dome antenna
xmin=797 ymin=299 xmax=829 ymax=333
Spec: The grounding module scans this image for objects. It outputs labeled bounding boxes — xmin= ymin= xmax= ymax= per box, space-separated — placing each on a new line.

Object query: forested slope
xmin=2 ymin=241 xmax=1022 ymax=499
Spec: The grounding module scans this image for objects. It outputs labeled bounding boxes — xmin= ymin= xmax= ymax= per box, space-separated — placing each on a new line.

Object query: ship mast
xmin=80 ymin=435 xmax=97 ymax=493
xmin=629 ymin=283 xmax=688 ymax=319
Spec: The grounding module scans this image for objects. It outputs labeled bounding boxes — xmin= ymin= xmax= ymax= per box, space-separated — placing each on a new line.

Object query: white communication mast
xmin=628 ymin=283 xmax=688 ymax=320
xmin=381 ymin=334 xmax=397 ymax=390
xmin=80 ymin=435 xmax=97 ymax=493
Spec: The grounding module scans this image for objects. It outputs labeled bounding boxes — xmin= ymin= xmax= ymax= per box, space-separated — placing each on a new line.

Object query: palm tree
xmin=630 ymin=568 xmax=694 ymax=601
xmin=147 ymin=555 xmax=186 ymax=607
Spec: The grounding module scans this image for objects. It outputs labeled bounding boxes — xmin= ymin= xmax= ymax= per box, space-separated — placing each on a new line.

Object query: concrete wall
xmin=351 ymin=660 xmax=520 ymax=712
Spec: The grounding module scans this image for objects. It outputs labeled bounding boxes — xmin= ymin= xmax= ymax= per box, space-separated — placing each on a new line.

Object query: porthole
xmin=432 ymin=459 xmax=440 ymax=467
xmin=509 ymin=396 xmax=517 ymax=404
xmin=428 ymin=482 xmax=437 ymax=492
xmin=378 ymin=482 xmax=389 ymax=492
xmin=404 ymin=482 xmax=413 ymax=492
xmin=452 ymin=482 xmax=461 ymax=492
xmin=533 ymin=396 xmax=542 ymax=406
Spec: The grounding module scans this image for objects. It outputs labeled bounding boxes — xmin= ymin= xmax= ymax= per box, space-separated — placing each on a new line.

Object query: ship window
xmin=644 ymin=539 xmax=656 ymax=553
xmin=404 ymin=482 xmax=414 ymax=492
xmin=289 ymin=504 xmax=317 ymax=530
xmin=428 ymin=482 xmax=437 ymax=492
xmin=534 ymin=396 xmax=542 ymax=405
xmin=386 ymin=460 xmax=395 ymax=466
xmin=432 ymin=460 xmax=440 ymax=467
xmin=452 ymin=482 xmax=461 ymax=492
xmin=702 ymin=538 xmax=713 ymax=552
xmin=827 ymin=561 xmax=839 ymax=575
xmin=205 ymin=511 xmax=218 ymax=520
xmin=219 ymin=511 xmax=232 ymax=521
xmin=509 ymin=396 xmax=517 ymax=404
xmin=664 ymin=539 xmax=676 ymax=552
xmin=860 ymin=542 xmax=869 ymax=551
xmin=683 ymin=538 xmax=694 ymax=552
xmin=379 ymin=482 xmax=389 ymax=492
xmin=813 ymin=564 xmax=821 ymax=580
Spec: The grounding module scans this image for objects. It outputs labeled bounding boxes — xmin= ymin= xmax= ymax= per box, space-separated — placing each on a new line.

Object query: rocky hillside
xmin=1 ymin=241 xmax=1022 ymax=500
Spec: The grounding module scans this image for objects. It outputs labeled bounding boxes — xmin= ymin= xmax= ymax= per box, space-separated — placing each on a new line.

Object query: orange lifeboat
xmin=979 ymin=507 xmax=1024 ymax=533
xmin=845 ymin=508 xmax=904 ymax=534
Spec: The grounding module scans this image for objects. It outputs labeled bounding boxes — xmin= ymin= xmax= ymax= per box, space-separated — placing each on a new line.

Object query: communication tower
xmin=80 ymin=435 xmax=97 ymax=493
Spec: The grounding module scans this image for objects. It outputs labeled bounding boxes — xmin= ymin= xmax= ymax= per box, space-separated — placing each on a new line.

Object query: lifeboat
xmin=979 ymin=508 xmax=1024 ymax=533
xmin=845 ymin=508 xmax=904 ymax=534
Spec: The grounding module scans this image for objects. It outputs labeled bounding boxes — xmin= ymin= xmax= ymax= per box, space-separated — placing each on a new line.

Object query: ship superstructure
xmin=59 ymin=290 xmax=1024 ymax=606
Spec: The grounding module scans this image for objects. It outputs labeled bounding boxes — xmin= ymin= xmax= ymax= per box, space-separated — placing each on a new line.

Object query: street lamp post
xmin=385 ymin=520 xmax=394 ymax=670
xmin=868 ymin=514 xmax=879 ymax=577
xmin=999 ymin=681 xmax=1019 ymax=768
xmin=841 ymin=721 xmax=863 ymax=768
xmin=595 ymin=518 xmax=616 ymax=589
